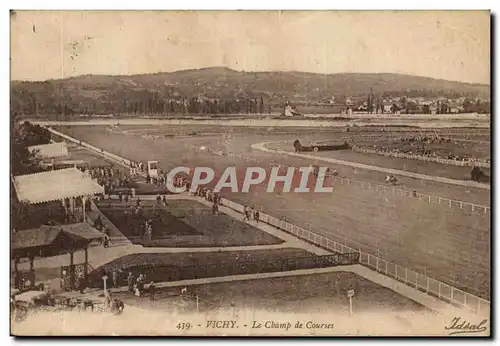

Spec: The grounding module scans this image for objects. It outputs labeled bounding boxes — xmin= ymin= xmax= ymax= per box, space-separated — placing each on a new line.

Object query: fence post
xmin=405 ymin=268 xmax=408 ymax=283
xmin=428 ymin=195 xmax=431 ymax=203
xmin=450 ymin=287 xmax=454 ymax=303
xmin=449 ymin=200 xmax=452 ymax=208
xmin=426 ymin=276 xmax=430 ymax=292
xmin=438 ymin=282 xmax=442 ymax=298
xmin=472 ymin=204 xmax=475 ymax=212
xmin=385 ymin=261 xmax=388 ymax=275
xmin=438 ymin=198 xmax=441 ymax=205
xmin=484 ymin=207 xmax=487 ymax=214
xmin=460 ymin=202 xmax=463 ymax=209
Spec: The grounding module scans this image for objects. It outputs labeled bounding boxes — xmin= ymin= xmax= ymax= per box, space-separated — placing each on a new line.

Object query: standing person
xmin=149 ymin=281 xmax=156 ymax=301
xmin=212 ymin=202 xmax=218 ymax=215
xmin=103 ymin=226 xmax=112 ymax=247
xmin=127 ymin=272 xmax=134 ymax=293
xmin=156 ymin=194 xmax=162 ymax=205
xmin=103 ymin=234 xmax=110 ymax=248
xmin=112 ymin=269 xmax=118 ymax=288
xmin=78 ymin=274 xmax=87 ymax=294
xmin=162 ymin=195 xmax=167 ymax=207
xmin=137 ymin=274 xmax=145 ymax=297
xmin=104 ymin=289 xmax=112 ymax=309
xmin=253 ymin=209 xmax=260 ymax=224
xmin=243 ymin=206 xmax=250 ymax=221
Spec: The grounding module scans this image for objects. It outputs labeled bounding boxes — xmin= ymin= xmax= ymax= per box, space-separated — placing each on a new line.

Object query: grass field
xmin=56 ymin=125 xmax=491 ymax=299
xmin=97 ymin=199 xmax=283 ymax=247
xmin=113 ymin=271 xmax=426 ymax=314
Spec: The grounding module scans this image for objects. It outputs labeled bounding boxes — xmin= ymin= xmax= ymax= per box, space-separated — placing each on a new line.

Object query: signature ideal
xmin=444 ymin=317 xmax=488 ymax=335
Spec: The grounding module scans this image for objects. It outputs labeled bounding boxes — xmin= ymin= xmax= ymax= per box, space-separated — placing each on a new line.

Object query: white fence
xmin=332 ymin=175 xmax=490 ymax=215
xmin=219 ymin=197 xmax=490 ymax=316
xmin=48 ymin=127 xmax=132 ymax=167
xmin=352 ymin=145 xmax=490 ymax=169
xmin=45 ymin=126 xmax=490 ymax=316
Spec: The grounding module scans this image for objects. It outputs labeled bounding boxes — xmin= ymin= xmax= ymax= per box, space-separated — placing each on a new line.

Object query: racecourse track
xmin=54 ymin=123 xmax=491 ymax=299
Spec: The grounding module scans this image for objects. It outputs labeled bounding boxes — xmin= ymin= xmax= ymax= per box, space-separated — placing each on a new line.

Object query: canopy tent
xmin=12 ymin=223 xmax=103 ymax=291
xmin=13 ymin=167 xmax=104 ymax=205
xmin=28 ymin=142 xmax=68 ymax=159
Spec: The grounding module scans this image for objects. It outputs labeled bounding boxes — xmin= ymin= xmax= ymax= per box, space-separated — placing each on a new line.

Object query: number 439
xmin=176 ymin=322 xmax=192 ymax=331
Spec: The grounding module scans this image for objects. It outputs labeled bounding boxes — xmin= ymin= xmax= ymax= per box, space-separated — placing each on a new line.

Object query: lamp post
xmin=347 ymin=289 xmax=355 ymax=316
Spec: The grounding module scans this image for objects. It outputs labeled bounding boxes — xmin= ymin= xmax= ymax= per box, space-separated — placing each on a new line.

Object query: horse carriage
xmin=293 ymin=139 xmax=350 ymax=153
xmin=11 ymin=289 xmax=125 ymax=323
xmin=385 ymin=175 xmax=398 ymax=185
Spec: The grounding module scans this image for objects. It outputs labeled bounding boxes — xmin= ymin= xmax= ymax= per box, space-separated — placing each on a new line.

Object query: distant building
xmin=382 ymin=100 xmax=392 ymax=113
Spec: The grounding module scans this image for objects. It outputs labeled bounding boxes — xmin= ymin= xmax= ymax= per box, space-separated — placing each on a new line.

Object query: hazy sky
xmin=10 ymin=11 xmax=490 ymax=84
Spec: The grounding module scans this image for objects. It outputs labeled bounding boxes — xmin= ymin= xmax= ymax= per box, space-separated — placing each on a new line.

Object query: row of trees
xmin=12 ymin=96 xmax=270 ymax=116
xmin=11 ymin=121 xmax=51 ymax=176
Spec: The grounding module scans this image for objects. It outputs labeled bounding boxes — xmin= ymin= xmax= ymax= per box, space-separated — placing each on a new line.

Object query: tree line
xmin=12 ymin=95 xmax=269 ymax=116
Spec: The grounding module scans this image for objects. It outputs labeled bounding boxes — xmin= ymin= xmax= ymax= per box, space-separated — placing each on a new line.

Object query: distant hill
xmin=10 ymin=67 xmax=490 ymax=116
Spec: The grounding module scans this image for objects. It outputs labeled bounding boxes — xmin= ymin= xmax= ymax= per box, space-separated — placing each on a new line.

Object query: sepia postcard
xmin=9 ymin=10 xmax=491 ymax=337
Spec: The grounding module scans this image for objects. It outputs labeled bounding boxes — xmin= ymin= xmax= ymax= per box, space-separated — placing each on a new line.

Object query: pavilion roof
xmin=28 ymin=142 xmax=68 ymax=159
xmin=13 ymin=167 xmax=104 ymax=204
xmin=12 ymin=223 xmax=103 ymax=258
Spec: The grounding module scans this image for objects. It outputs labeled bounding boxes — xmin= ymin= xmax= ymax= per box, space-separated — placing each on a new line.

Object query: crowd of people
xmin=98 ymin=269 xmax=157 ymax=301
xmin=85 ymin=165 xmax=134 ymax=195
xmin=358 ymin=134 xmax=490 ymax=165
xmin=399 ymin=134 xmax=453 ymax=144
xmin=191 ymin=186 xmax=222 ymax=215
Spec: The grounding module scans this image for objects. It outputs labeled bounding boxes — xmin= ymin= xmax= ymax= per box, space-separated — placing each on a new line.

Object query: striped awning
xmin=28 ymin=142 xmax=68 ymax=159
xmin=13 ymin=167 xmax=104 ymax=204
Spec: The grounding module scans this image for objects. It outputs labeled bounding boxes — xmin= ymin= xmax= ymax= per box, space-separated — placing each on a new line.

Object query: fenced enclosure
xmin=221 ymin=197 xmax=490 ymax=315
xmin=88 ymin=252 xmax=360 ymax=288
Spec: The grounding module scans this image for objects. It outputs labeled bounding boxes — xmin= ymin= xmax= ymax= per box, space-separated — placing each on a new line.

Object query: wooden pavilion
xmin=12 ymin=223 xmax=103 ymax=291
